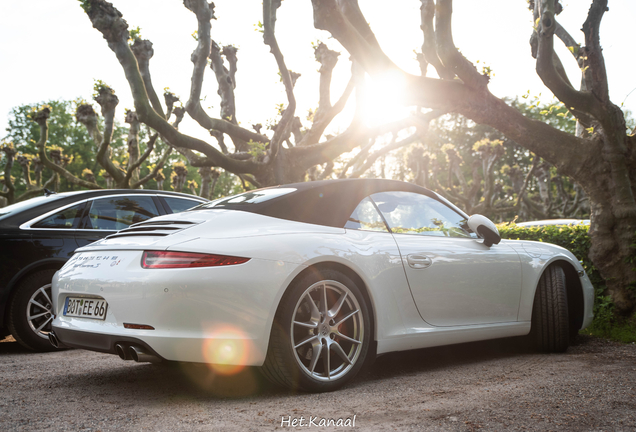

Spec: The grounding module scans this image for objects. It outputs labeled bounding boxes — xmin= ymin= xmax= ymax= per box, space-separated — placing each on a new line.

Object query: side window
xmin=370 ymin=191 xmax=474 ymax=238
xmin=345 ymin=197 xmax=389 ymax=232
xmin=32 ymin=203 xmax=85 ymax=229
xmin=86 ymin=196 xmax=159 ymax=231
xmin=163 ymin=197 xmax=202 ymax=214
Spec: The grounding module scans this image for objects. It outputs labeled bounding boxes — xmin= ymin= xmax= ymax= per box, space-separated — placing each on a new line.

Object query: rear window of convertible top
xmin=193 ymin=188 xmax=297 ymax=209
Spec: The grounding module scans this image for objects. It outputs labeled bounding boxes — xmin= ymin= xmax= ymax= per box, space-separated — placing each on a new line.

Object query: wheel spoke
xmin=334 ymin=331 xmax=361 ymax=345
xmin=306 ymin=294 xmax=321 ymax=323
xmin=327 ymin=292 xmax=348 ymax=319
xmin=294 ymin=335 xmax=319 ymax=349
xmin=28 ymin=311 xmax=49 ymax=320
xmin=330 ymin=341 xmax=352 ymax=366
xmin=35 ymin=316 xmax=52 ymax=333
xmin=322 ymin=343 xmax=331 ymax=379
xmin=38 ymin=286 xmax=53 ymax=306
xmin=334 ymin=309 xmax=360 ymax=327
xmin=308 ymin=340 xmax=322 ymax=374
xmin=293 ymin=320 xmax=318 ymax=329
xmin=29 ymin=299 xmax=47 ymax=310
xmin=322 ymin=284 xmax=329 ymax=316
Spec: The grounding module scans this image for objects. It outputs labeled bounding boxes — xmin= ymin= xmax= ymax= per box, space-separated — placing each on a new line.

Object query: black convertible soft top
xmin=199 ymin=178 xmax=450 ymax=228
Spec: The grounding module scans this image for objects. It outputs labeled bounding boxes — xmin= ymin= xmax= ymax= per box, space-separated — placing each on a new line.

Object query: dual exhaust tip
xmin=48 ymin=332 xmax=65 ymax=349
xmin=115 ymin=343 xmax=160 ymax=363
xmin=48 ymin=332 xmax=159 ymax=363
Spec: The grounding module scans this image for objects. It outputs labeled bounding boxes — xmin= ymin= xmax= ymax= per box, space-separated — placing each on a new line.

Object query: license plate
xmin=63 ymin=297 xmax=108 ymax=320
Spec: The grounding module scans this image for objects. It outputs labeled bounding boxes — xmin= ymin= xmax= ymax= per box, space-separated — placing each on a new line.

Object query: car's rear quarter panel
xmin=54 ymin=250 xmax=300 ymax=365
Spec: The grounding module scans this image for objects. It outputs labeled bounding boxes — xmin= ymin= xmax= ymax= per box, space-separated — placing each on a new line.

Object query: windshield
xmin=194 ymin=188 xmax=297 ymax=209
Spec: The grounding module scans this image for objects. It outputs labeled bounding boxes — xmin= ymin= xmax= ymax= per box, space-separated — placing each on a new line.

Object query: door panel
xmin=393 ymin=235 xmax=522 ymax=326
xmin=369 ymin=191 xmax=522 ymax=327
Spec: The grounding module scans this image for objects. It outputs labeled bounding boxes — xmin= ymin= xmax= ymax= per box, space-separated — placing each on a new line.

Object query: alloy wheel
xmin=26 ymin=283 xmax=54 ymax=340
xmin=290 ymin=280 xmax=364 ymax=381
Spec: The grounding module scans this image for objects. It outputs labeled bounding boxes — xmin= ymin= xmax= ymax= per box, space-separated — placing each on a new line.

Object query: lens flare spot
xmin=201 ymin=325 xmax=252 ymax=376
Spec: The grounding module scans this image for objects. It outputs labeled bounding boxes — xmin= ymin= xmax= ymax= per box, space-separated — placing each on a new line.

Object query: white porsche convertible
xmin=50 ymin=179 xmax=593 ymax=392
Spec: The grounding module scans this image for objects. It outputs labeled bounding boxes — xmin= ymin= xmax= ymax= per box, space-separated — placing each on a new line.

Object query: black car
xmin=0 ymin=189 xmax=207 ymax=351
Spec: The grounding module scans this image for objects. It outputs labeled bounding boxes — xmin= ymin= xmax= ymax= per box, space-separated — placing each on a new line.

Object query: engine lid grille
xmin=105 ymin=220 xmax=200 ymax=239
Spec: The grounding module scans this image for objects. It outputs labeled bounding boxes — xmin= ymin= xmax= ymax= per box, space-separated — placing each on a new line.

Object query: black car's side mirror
xmin=467 ymin=214 xmax=501 ymax=247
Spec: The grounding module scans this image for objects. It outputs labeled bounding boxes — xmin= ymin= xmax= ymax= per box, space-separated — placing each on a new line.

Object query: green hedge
xmin=498 ymin=223 xmax=602 ymax=288
xmin=499 ymin=224 xmax=636 ymax=342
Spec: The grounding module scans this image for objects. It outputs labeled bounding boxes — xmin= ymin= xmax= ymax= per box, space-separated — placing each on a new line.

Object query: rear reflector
xmin=141 ymin=251 xmax=250 ymax=269
xmin=124 ymin=323 xmax=155 ymax=330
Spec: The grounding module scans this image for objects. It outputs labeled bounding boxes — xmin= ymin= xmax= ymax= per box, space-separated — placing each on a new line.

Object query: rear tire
xmin=8 ymin=269 xmax=59 ymax=352
xmin=261 ymin=269 xmax=371 ymax=392
xmin=531 ymin=265 xmax=569 ymax=353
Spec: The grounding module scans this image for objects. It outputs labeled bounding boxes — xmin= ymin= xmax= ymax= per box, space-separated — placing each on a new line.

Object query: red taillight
xmin=141 ymin=251 xmax=250 ymax=269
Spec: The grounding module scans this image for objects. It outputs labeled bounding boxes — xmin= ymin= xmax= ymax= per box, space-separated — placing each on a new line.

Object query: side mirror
xmin=467 ymin=214 xmax=501 ymax=247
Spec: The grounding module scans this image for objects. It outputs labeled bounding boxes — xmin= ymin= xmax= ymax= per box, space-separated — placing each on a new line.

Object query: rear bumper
xmin=51 ymin=251 xmax=302 ymax=366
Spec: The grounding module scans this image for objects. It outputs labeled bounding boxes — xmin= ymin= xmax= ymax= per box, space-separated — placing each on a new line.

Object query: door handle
xmin=406 ymin=254 xmax=432 ymax=269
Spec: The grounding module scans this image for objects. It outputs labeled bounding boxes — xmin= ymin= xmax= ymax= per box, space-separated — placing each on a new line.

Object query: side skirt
xmin=377 ymin=322 xmax=531 ymax=354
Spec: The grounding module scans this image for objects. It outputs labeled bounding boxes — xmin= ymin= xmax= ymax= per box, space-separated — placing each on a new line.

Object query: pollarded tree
xmin=80 ymin=0 xmax=635 ymax=314
xmin=1 ymin=99 xmax=109 ymax=203
xmin=309 ymin=0 xmax=635 ymax=313
xmin=79 ymin=0 xmax=440 ymax=191
xmin=25 ymin=85 xmax=174 ymax=196
xmin=71 ymin=82 xmax=174 ymax=190
xmin=0 ymin=93 xmax=178 ymax=204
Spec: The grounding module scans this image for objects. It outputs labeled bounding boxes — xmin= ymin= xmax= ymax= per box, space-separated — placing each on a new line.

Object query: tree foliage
xmin=402 ymin=98 xmax=596 ymax=222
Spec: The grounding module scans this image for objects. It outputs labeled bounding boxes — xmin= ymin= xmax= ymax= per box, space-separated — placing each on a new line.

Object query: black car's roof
xmin=200 ymin=178 xmax=445 ymax=228
xmin=0 ymin=189 xmax=206 ymax=226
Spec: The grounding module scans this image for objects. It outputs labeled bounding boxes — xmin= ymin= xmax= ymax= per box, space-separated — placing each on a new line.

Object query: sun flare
xmin=359 ymin=70 xmax=411 ymax=127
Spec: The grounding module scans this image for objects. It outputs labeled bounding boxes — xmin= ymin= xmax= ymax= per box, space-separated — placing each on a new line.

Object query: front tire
xmin=531 ymin=265 xmax=569 ymax=353
xmin=262 ymin=269 xmax=371 ymax=392
xmin=8 ymin=269 xmax=59 ymax=352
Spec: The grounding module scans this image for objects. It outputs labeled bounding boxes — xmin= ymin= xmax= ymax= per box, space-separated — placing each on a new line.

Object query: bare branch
xmin=124 ymin=109 xmax=141 ymax=185
xmin=534 ymin=0 xmax=597 ymax=116
xmin=164 ymin=91 xmax=180 ymax=121
xmin=0 ymin=144 xmax=16 ymax=202
xmin=131 ymin=144 xmax=172 ymax=189
xmin=32 ymin=108 xmax=101 ymax=189
xmin=515 ymin=157 xmax=539 ymax=209
xmin=75 ymin=104 xmax=103 ymax=151
xmin=123 ymin=133 xmax=158 ymax=187
xmin=131 ymin=38 xmax=165 ymax=118
xmin=582 ymin=0 xmax=610 ymax=104
xmin=263 ymin=0 xmax=297 ymax=174
xmin=299 ymin=44 xmax=356 ymax=146
xmin=419 ymin=0 xmax=454 ymax=79
xmin=93 ymin=86 xmax=126 ymax=184
xmin=83 ymin=0 xmax=266 ymax=177
xmin=434 ymin=0 xmax=489 ymax=89
xmin=350 ymin=133 xmax=420 ymax=178
xmin=209 ymin=41 xmax=237 ymax=123
xmin=183 ymin=0 xmax=269 ymax=146
xmin=338 ymin=138 xmax=373 ymax=178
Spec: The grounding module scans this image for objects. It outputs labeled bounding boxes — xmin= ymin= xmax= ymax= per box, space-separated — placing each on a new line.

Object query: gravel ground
xmin=1 ymin=334 xmax=635 ymax=431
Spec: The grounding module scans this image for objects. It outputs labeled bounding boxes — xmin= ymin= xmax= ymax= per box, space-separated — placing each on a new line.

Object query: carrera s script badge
xmin=67 ymin=254 xmax=122 ymax=270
